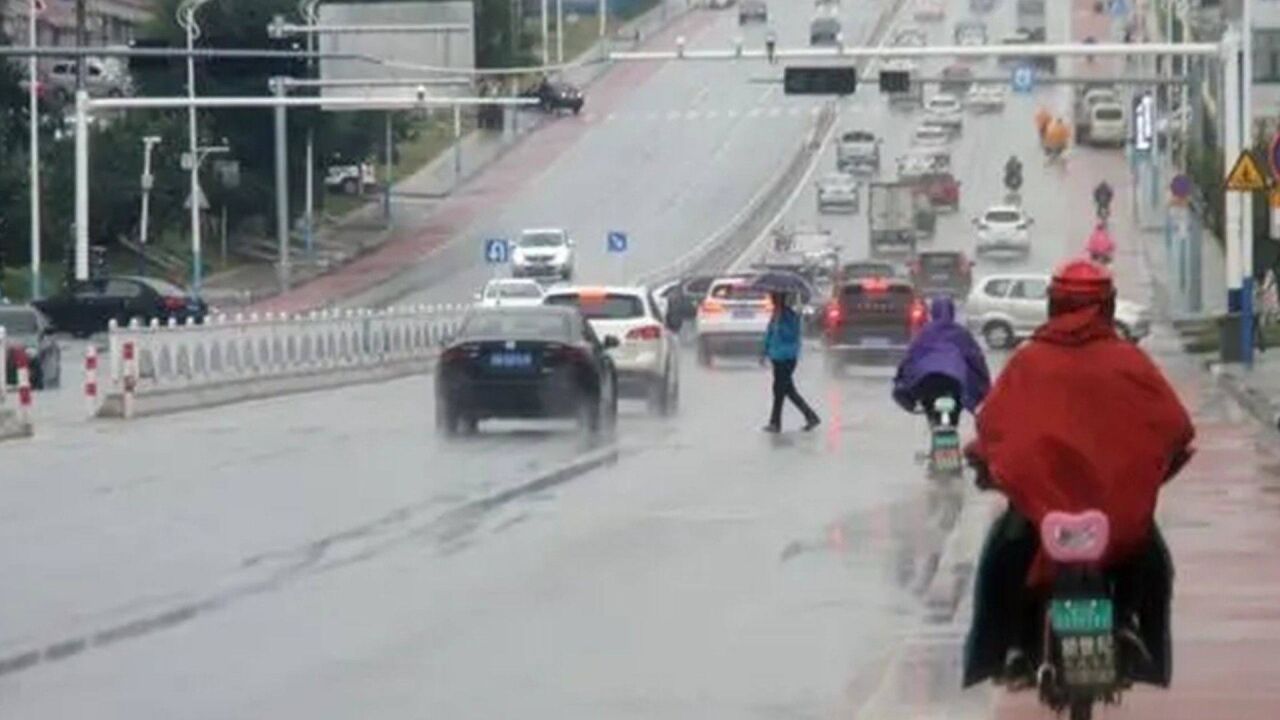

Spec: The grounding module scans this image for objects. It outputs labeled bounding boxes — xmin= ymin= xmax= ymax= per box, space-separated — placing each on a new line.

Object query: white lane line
xmin=748 ymin=107 xmax=763 ymax=118
xmin=788 ymin=107 xmax=802 ymax=116
xmin=767 ymin=107 xmax=782 ymax=118
xmin=809 ymin=106 xmax=822 ymax=116
xmin=666 ymin=110 xmax=681 ymax=121
xmin=686 ymin=110 xmax=702 ymax=120
xmin=606 ymin=112 xmax=617 ymax=122
xmin=756 ymin=86 xmax=774 ymax=103
xmin=726 ymin=109 xmax=739 ymax=119
xmin=705 ymin=109 xmax=720 ymax=120
xmin=643 ymin=111 xmax=658 ymax=121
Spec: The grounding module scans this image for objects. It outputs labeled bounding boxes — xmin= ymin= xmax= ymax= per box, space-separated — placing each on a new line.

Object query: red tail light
xmin=547 ymin=344 xmax=590 ymax=364
xmin=909 ymin=300 xmax=928 ymax=331
xmin=625 ymin=324 xmax=663 ymax=341
xmin=824 ymin=302 xmax=842 ymax=329
xmin=161 ymin=296 xmax=186 ymax=311
xmin=441 ymin=346 xmax=473 ymax=364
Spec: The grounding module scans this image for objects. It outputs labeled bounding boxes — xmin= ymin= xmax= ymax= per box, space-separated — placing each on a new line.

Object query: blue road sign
xmin=607 ymin=230 xmax=628 ymax=253
xmin=1011 ymin=65 xmax=1034 ymax=94
xmin=484 ymin=237 xmax=509 ymax=264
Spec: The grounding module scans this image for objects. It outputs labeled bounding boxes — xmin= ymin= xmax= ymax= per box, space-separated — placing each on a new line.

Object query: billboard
xmin=318 ymin=1 xmax=476 ymax=110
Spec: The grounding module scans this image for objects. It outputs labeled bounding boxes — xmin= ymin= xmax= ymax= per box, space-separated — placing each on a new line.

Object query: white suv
xmin=543 ymin=286 xmax=679 ymax=415
xmin=695 ymin=276 xmax=773 ymax=366
xmin=513 ymin=228 xmax=575 ymax=281
xmin=966 ymin=273 xmax=1151 ymax=349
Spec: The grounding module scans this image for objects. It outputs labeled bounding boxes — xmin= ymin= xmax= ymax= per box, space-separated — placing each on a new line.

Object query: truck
xmin=1072 ymin=83 xmax=1120 ymax=145
xmin=867 ymin=182 xmax=925 ymax=256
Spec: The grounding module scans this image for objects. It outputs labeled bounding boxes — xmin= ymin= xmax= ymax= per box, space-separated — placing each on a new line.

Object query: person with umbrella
xmin=756 ymin=272 xmax=821 ymax=433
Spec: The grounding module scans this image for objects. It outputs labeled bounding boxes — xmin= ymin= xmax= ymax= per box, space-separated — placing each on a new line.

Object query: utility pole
xmin=138 ymin=136 xmax=162 ymax=276
xmin=300 ymin=0 xmax=319 ymax=264
xmin=272 ymin=78 xmax=290 ymax=291
xmin=178 ymin=0 xmax=212 ymax=295
xmin=541 ymin=0 xmax=549 ymax=66
xmin=28 ymin=0 xmax=41 ymax=300
xmin=74 ymin=0 xmax=85 ymax=90
xmin=1241 ymin=0 xmax=1256 ymax=369
xmin=556 ymin=0 xmax=564 ymax=65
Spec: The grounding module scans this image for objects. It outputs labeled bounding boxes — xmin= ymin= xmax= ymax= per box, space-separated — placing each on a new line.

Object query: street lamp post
xmin=556 ymin=0 xmax=564 ymax=65
xmin=300 ymin=0 xmax=320 ymax=263
xmin=28 ymin=0 xmax=41 ymax=300
xmin=178 ymin=0 xmax=213 ymax=296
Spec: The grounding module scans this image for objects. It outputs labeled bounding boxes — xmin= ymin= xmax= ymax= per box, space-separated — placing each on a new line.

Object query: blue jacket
xmin=763 ymin=308 xmax=802 ymax=361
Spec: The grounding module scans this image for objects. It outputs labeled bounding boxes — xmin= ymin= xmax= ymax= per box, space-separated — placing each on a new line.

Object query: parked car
xmin=910 ymin=250 xmax=973 ymax=299
xmin=738 ymin=0 xmax=768 ymax=23
xmin=0 ymin=305 xmax=61 ymax=390
xmin=966 ymin=273 xmax=1151 ymax=349
xmin=434 ymin=306 xmax=618 ymax=434
xmin=544 ymin=286 xmax=679 ymax=415
xmin=522 ymin=79 xmax=584 ymax=114
xmin=324 ymin=162 xmax=377 ymax=195
xmin=34 ymin=277 xmax=207 ymax=338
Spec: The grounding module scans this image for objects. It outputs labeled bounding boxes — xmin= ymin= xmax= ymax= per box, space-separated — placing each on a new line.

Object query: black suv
xmin=822 ymin=277 xmax=926 ymax=372
xmin=523 ymin=79 xmax=584 ymax=114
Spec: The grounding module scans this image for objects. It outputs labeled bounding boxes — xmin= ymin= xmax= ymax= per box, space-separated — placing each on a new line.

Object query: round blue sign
xmin=1170 ymin=173 xmax=1192 ymax=200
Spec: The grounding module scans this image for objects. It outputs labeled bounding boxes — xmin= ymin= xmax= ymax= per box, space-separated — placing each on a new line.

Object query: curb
xmin=1210 ymin=362 xmax=1280 ymax=434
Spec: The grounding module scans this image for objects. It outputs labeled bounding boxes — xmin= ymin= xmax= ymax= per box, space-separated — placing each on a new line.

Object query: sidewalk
xmin=201 ymin=0 xmax=692 ymax=313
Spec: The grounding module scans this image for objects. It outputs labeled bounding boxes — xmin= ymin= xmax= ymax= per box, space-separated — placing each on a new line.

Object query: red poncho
xmin=969 ymin=299 xmax=1194 ymax=585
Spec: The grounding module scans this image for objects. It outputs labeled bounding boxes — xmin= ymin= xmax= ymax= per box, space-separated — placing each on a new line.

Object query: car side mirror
xmin=603 ymin=335 xmax=620 ymax=349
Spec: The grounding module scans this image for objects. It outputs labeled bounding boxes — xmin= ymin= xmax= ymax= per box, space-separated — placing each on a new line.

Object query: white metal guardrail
xmin=99 ymin=305 xmax=468 ymax=418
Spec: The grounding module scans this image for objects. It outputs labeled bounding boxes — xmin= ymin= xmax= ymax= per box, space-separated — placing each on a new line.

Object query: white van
xmin=1088 ymin=102 xmax=1127 ymax=147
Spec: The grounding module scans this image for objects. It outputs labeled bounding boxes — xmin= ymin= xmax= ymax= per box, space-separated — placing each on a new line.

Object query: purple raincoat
xmin=892 ymin=296 xmax=992 ymax=413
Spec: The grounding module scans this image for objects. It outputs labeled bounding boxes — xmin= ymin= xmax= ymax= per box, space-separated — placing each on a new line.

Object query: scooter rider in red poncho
xmin=962 ymin=258 xmax=1195 ymax=689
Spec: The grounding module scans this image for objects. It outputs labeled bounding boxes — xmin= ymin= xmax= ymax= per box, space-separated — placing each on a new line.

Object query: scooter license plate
xmin=1050 ymin=598 xmax=1114 ymax=635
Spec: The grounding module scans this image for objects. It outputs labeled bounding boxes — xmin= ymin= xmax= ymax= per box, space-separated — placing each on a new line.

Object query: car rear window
xmin=545 ymin=292 xmax=645 ymax=319
xmin=843 ymin=131 xmax=874 ymax=142
xmin=1094 ymin=107 xmax=1124 ymax=121
xmin=490 ymin=283 xmax=542 ymax=299
xmin=459 ymin=311 xmax=574 ymax=341
xmin=984 ymin=209 xmax=1022 ymax=223
xmin=709 ymin=283 xmax=767 ymax=301
xmin=0 ymin=309 xmax=39 ymax=334
xmin=920 ymin=254 xmax=961 ymax=270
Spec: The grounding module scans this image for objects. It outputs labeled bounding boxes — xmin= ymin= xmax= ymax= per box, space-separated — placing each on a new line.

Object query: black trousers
xmin=769 ymin=359 xmax=817 ymax=427
xmin=916 ymin=373 xmax=963 ymax=426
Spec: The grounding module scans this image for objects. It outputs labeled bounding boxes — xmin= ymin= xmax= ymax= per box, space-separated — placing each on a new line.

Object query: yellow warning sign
xmin=1226 ymin=150 xmax=1269 ymax=192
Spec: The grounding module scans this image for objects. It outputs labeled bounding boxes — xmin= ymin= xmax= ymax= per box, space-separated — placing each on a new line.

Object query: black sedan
xmin=435 ymin=306 xmax=618 ymax=435
xmin=0 ymin=305 xmax=61 ymax=390
xmin=34 ymin=276 xmax=207 ymax=338
xmin=522 ymin=79 xmax=584 ymax=114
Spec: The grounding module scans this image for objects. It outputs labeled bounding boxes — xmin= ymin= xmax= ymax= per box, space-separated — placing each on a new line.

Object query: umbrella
xmin=750 ymin=271 xmax=813 ymax=301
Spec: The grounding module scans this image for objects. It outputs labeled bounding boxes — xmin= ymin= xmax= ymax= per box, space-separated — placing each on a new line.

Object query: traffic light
xmin=783 ymin=66 xmax=857 ymax=96
xmin=878 ymin=70 xmax=910 ymax=93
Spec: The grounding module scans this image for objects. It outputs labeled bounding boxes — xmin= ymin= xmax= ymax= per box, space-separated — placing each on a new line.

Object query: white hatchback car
xmin=966 ymin=273 xmax=1152 ymax=348
xmin=475 ymin=278 xmax=545 ymax=308
xmin=543 ymin=286 xmax=679 ymax=415
xmin=972 ymin=204 xmax=1033 ymax=256
xmin=695 ymin=276 xmax=773 ymax=366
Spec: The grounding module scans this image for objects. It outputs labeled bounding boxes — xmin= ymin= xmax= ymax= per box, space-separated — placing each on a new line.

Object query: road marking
xmin=788 ymin=107 xmax=802 ymax=116
xmin=756 ymin=86 xmax=774 ymax=103
xmin=686 ymin=110 xmax=702 ymax=120
xmin=705 ymin=109 xmax=719 ymax=119
xmin=643 ymin=111 xmax=658 ymax=121
xmin=767 ymin=107 xmax=782 ymax=118
xmin=725 ymin=108 xmax=738 ymax=118
xmin=666 ymin=109 xmax=681 ymax=120
xmin=747 ymin=107 xmax=762 ymax=118
xmin=809 ymin=105 xmax=822 ymax=116
xmin=605 ymin=112 xmax=617 ymax=122
xmin=692 ymin=87 xmax=711 ymax=106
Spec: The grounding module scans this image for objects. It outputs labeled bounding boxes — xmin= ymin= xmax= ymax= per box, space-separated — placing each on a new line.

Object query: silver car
xmin=816 ymin=172 xmax=860 ymax=213
xmin=966 ymin=274 xmax=1151 ymax=349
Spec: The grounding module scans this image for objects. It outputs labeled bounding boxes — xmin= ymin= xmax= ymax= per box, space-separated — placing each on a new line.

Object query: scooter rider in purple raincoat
xmin=892 ymin=296 xmax=992 ymax=424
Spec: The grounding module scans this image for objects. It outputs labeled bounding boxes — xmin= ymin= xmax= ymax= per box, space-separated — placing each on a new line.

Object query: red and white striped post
xmin=121 ymin=341 xmax=137 ymax=419
xmin=84 ymin=345 xmax=99 ymax=416
xmin=14 ymin=350 xmax=32 ymax=428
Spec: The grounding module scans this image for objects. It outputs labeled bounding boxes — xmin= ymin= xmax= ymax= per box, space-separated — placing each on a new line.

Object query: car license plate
xmin=861 ymin=337 xmax=890 ymax=348
xmin=1050 ymin=598 xmax=1114 ymax=635
xmin=488 ymin=351 xmax=533 ymax=369
xmin=733 ymin=309 xmax=756 ymax=319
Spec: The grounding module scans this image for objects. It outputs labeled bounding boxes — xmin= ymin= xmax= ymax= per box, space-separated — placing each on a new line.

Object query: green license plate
xmin=1050 ymin=598 xmax=1114 ymax=635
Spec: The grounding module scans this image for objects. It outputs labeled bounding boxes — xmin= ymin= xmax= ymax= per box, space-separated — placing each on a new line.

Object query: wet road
xmin=6 ymin=0 xmax=1280 ymax=718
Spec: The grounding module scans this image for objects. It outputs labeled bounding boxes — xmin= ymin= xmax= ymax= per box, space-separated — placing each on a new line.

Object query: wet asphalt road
xmin=0 ymin=0 xmax=1266 ymax=717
